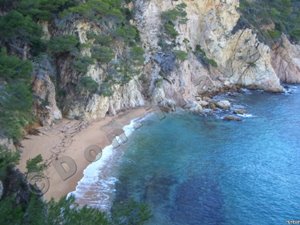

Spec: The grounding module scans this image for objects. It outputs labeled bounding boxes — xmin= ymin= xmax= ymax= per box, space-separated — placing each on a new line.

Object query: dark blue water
xmin=112 ymin=87 xmax=300 ymax=225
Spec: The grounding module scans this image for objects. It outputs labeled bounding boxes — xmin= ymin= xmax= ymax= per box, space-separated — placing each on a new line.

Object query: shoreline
xmin=17 ymin=107 xmax=152 ymax=201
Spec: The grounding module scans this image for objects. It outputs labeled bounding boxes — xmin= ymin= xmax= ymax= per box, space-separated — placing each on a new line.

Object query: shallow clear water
xmin=112 ymin=87 xmax=300 ymax=225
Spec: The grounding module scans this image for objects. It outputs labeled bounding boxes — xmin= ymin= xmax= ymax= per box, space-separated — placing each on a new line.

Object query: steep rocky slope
xmin=2 ymin=0 xmax=300 ymax=129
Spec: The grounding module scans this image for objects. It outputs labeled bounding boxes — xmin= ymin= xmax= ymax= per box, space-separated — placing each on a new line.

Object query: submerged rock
xmin=223 ymin=115 xmax=242 ymax=121
xmin=234 ymin=108 xmax=247 ymax=115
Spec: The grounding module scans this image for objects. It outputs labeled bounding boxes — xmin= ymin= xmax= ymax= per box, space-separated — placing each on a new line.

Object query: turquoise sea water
xmin=112 ymin=87 xmax=300 ymax=225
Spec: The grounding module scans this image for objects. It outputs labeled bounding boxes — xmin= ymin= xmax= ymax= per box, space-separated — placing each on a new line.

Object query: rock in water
xmin=234 ymin=108 xmax=247 ymax=115
xmin=216 ymin=100 xmax=231 ymax=110
xmin=223 ymin=115 xmax=242 ymax=121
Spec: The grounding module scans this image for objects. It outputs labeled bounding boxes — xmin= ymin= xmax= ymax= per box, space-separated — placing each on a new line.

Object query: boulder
xmin=198 ymin=100 xmax=209 ymax=107
xmin=216 ymin=100 xmax=231 ymax=110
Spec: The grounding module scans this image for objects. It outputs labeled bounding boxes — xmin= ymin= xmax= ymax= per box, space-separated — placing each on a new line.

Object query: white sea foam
xmin=238 ymin=113 xmax=255 ymax=118
xmin=68 ymin=114 xmax=149 ymax=211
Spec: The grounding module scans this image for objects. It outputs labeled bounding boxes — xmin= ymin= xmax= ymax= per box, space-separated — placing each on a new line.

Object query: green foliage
xmin=0 ymin=82 xmax=33 ymax=141
xmin=26 ymin=154 xmax=46 ymax=173
xmin=92 ymin=34 xmax=113 ymax=46
xmin=161 ymin=3 xmax=187 ymax=40
xmin=92 ymin=46 xmax=114 ymax=63
xmin=0 ymin=145 xmax=152 ymax=225
xmin=112 ymin=200 xmax=152 ymax=225
xmin=0 ymin=10 xmax=42 ymax=45
xmin=72 ymin=56 xmax=94 ymax=74
xmin=64 ymin=0 xmax=124 ymax=21
xmin=239 ymin=0 xmax=300 ymax=43
xmin=0 ymin=145 xmax=20 ymax=179
xmin=16 ymin=0 xmax=76 ymax=21
xmin=47 ymin=196 xmax=111 ymax=225
xmin=0 ymin=196 xmax=24 ymax=225
xmin=48 ymin=35 xmax=79 ymax=55
xmin=174 ymin=50 xmax=188 ymax=61
xmin=0 ymin=49 xmax=32 ymax=81
xmin=194 ymin=45 xmax=218 ymax=68
xmin=77 ymin=76 xmax=98 ymax=94
xmin=99 ymin=81 xmax=113 ymax=97
xmin=115 ymin=25 xmax=139 ymax=43
xmin=130 ymin=45 xmax=144 ymax=65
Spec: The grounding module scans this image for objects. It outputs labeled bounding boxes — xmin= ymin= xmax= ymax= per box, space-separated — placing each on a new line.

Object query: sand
xmin=17 ymin=107 xmax=151 ymax=201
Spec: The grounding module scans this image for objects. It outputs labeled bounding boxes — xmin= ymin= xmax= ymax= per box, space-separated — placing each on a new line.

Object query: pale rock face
xmin=33 ymin=57 xmax=62 ymax=126
xmin=272 ymin=35 xmax=300 ymax=83
xmin=68 ymin=80 xmax=145 ymax=120
xmin=38 ymin=0 xmax=300 ymax=123
xmin=135 ymin=0 xmax=283 ymax=110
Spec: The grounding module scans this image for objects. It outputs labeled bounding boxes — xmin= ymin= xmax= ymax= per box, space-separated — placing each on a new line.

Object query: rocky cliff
xmin=33 ymin=0 xmax=300 ymax=125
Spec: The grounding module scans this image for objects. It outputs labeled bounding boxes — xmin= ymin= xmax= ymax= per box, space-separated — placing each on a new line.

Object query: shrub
xmin=0 ymin=82 xmax=33 ymax=141
xmin=0 ymin=10 xmax=42 ymax=45
xmin=130 ymin=45 xmax=144 ymax=64
xmin=239 ymin=0 xmax=300 ymax=44
xmin=26 ymin=154 xmax=46 ymax=173
xmin=92 ymin=46 xmax=114 ymax=63
xmin=17 ymin=0 xmax=76 ymax=21
xmin=161 ymin=3 xmax=187 ymax=40
xmin=0 ymin=49 xmax=32 ymax=81
xmin=194 ymin=45 xmax=218 ymax=68
xmin=77 ymin=76 xmax=98 ymax=94
xmin=115 ymin=25 xmax=139 ymax=43
xmin=0 ymin=145 xmax=20 ymax=179
xmin=72 ymin=56 xmax=94 ymax=74
xmin=99 ymin=81 xmax=113 ymax=97
xmin=174 ymin=50 xmax=188 ymax=61
xmin=64 ymin=0 xmax=124 ymax=21
xmin=48 ymin=35 xmax=79 ymax=55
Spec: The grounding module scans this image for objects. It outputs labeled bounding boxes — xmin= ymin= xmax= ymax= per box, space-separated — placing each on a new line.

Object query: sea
xmin=71 ymin=85 xmax=300 ymax=225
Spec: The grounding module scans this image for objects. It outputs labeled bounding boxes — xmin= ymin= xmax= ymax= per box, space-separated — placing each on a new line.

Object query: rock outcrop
xmin=32 ymin=56 xmax=62 ymax=126
xmin=31 ymin=0 xmax=300 ymax=124
xmin=272 ymin=35 xmax=300 ymax=83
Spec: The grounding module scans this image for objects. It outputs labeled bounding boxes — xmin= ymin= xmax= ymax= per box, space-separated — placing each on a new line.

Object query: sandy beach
xmin=17 ymin=107 xmax=150 ymax=201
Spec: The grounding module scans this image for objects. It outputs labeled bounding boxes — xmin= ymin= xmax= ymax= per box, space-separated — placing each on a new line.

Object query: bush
xmin=0 ymin=10 xmax=42 ymax=46
xmin=194 ymin=45 xmax=218 ymax=68
xmin=130 ymin=45 xmax=144 ymax=65
xmin=161 ymin=3 xmax=187 ymax=40
xmin=26 ymin=154 xmax=46 ymax=173
xmin=72 ymin=56 xmax=94 ymax=74
xmin=174 ymin=50 xmax=188 ymax=61
xmin=115 ymin=25 xmax=139 ymax=43
xmin=0 ymin=145 xmax=20 ymax=179
xmin=0 ymin=49 xmax=32 ymax=81
xmin=48 ymin=35 xmax=79 ymax=55
xmin=64 ymin=0 xmax=124 ymax=21
xmin=77 ymin=76 xmax=98 ymax=94
xmin=92 ymin=46 xmax=114 ymax=63
xmin=239 ymin=0 xmax=300 ymax=44
xmin=17 ymin=0 xmax=76 ymax=21
xmin=0 ymin=82 xmax=33 ymax=141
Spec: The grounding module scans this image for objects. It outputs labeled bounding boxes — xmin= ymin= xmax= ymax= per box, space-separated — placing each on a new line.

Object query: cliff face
xmin=33 ymin=0 xmax=300 ymax=125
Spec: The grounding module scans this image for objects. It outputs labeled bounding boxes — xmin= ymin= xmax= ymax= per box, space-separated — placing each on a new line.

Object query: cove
xmin=112 ymin=86 xmax=300 ymax=225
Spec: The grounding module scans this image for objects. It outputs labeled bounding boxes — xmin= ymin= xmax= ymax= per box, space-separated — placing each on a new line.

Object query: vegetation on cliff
xmin=239 ymin=0 xmax=300 ymax=44
xmin=0 ymin=1 xmax=149 ymax=224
